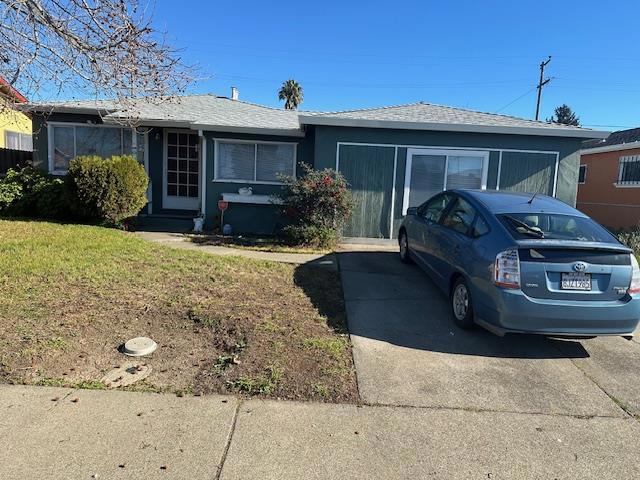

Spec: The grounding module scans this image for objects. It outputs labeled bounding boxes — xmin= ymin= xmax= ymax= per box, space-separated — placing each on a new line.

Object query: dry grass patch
xmin=0 ymin=219 xmax=357 ymax=402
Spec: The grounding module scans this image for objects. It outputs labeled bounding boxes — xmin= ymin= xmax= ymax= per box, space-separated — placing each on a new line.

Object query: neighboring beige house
xmin=578 ymin=128 xmax=640 ymax=230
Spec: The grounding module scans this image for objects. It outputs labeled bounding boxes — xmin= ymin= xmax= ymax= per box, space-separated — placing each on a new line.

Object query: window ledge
xmin=221 ymin=193 xmax=282 ymax=205
xmin=614 ymin=183 xmax=640 ymax=188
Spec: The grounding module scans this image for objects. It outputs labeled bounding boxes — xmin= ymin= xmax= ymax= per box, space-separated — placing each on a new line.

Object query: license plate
xmin=561 ymin=272 xmax=592 ymax=291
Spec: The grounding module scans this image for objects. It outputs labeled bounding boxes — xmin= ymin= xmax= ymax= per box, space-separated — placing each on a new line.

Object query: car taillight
xmin=628 ymin=255 xmax=640 ymax=295
xmin=495 ymin=249 xmax=521 ymax=289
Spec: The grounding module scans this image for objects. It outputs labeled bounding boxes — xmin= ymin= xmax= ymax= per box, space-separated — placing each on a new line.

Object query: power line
xmin=495 ymin=86 xmax=537 ymax=113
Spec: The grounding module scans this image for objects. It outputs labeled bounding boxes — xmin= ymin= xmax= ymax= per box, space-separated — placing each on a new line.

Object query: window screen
xmin=446 ymin=156 xmax=484 ymax=190
xmin=216 ymin=141 xmax=295 ymax=182
xmin=256 ymin=144 xmax=294 ymax=182
xmin=50 ymin=125 xmax=132 ymax=172
xmin=5 ymin=131 xmax=19 ymax=149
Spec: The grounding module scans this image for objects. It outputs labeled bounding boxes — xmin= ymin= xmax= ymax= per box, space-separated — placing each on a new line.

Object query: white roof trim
xmin=581 ymin=141 xmax=640 ymax=155
xmin=298 ymin=115 xmax=608 ymax=139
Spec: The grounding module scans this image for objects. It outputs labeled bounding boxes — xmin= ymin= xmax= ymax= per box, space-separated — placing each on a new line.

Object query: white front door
xmin=402 ymin=148 xmax=489 ymax=215
xmin=163 ymin=130 xmax=201 ymax=210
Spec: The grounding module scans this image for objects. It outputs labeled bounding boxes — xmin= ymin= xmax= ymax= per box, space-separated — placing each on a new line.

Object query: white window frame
xmin=616 ymin=155 xmax=640 ymax=188
xmin=47 ymin=121 xmax=135 ymax=175
xmin=578 ymin=164 xmax=587 ymax=184
xmin=213 ymin=138 xmax=297 ymax=185
xmin=402 ymin=148 xmax=490 ymax=215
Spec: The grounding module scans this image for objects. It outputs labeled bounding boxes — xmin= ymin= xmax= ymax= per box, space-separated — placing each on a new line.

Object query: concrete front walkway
xmin=2 ymin=384 xmax=639 ymax=480
xmin=135 ymin=231 xmax=337 ymax=269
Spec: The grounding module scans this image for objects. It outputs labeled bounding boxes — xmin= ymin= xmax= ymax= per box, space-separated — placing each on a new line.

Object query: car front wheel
xmin=399 ymin=232 xmax=413 ymax=264
xmin=451 ymin=277 xmax=475 ymax=329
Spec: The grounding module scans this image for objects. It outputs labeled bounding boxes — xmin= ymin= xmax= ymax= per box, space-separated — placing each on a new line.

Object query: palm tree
xmin=278 ymin=79 xmax=303 ymax=110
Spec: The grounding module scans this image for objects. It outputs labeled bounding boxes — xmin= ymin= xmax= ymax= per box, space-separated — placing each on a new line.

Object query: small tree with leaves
xmin=273 ymin=164 xmax=352 ymax=248
xmin=278 ymin=79 xmax=303 ymax=110
xmin=547 ymin=104 xmax=580 ymax=126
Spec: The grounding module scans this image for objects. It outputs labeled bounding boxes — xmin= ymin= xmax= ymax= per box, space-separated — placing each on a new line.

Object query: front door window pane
xmin=167 ymin=132 xmax=199 ymax=198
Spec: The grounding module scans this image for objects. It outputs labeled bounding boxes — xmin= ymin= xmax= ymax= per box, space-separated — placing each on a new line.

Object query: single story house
xmin=578 ymin=128 xmax=640 ymax=230
xmin=24 ymin=92 xmax=607 ymax=239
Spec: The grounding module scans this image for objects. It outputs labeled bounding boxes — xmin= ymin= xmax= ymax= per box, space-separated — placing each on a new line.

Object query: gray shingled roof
xmin=24 ymin=94 xmax=303 ymax=136
xmin=582 ymin=127 xmax=640 ymax=150
xmin=300 ymin=101 xmax=600 ymax=135
xmin=24 ymin=95 xmax=606 ymax=139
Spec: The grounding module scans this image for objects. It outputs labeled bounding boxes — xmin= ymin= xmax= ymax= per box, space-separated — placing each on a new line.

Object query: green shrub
xmin=618 ymin=227 xmax=640 ymax=258
xmin=274 ymin=164 xmax=352 ymax=249
xmin=0 ymin=165 xmax=73 ymax=219
xmin=68 ymin=155 xmax=148 ymax=225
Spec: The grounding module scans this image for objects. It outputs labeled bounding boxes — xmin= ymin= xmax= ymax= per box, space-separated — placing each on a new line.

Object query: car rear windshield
xmin=498 ymin=213 xmax=617 ymax=242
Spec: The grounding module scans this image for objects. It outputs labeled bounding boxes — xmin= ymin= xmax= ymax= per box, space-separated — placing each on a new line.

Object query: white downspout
xmin=199 ymin=130 xmax=207 ymax=217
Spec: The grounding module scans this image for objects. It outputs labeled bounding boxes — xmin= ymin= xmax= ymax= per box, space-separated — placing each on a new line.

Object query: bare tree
xmin=0 ymin=0 xmax=195 ymax=125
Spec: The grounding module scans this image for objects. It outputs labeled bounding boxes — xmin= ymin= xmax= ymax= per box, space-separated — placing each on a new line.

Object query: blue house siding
xmin=31 ymin=112 xmax=585 ymax=238
xmin=313 ymin=125 xmax=583 ymax=238
xmin=202 ymin=130 xmax=314 ymax=234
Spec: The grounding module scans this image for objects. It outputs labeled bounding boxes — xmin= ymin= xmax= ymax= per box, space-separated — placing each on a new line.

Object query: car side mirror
xmin=406 ymin=207 xmax=418 ymax=216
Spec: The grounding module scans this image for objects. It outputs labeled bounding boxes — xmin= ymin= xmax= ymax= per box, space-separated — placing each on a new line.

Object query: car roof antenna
xmin=527 ymin=190 xmax=539 ymax=204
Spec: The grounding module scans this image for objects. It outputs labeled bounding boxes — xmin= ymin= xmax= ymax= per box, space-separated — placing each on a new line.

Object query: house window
xmin=617 ymin=155 xmax=640 ymax=187
xmin=48 ymin=124 xmax=133 ymax=173
xmin=5 ymin=131 xmax=32 ymax=151
xmin=215 ymin=140 xmax=296 ymax=183
xmin=578 ymin=165 xmax=587 ymax=184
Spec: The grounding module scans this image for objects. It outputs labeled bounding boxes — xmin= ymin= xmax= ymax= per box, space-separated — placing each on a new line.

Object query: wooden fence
xmin=0 ymin=148 xmax=32 ymax=175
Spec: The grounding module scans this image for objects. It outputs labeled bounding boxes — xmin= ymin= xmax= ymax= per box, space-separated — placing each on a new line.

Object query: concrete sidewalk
xmin=1 ymin=384 xmax=639 ymax=479
xmin=135 ymin=231 xmax=337 ymax=269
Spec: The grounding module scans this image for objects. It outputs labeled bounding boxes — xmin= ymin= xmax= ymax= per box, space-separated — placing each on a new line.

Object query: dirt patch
xmin=187 ymin=233 xmax=330 ymax=254
xmin=0 ymin=219 xmax=357 ymax=402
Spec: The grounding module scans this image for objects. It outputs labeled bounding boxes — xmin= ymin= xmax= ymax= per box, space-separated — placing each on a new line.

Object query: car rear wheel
xmin=451 ymin=277 xmax=475 ymax=329
xmin=399 ymin=231 xmax=413 ymax=264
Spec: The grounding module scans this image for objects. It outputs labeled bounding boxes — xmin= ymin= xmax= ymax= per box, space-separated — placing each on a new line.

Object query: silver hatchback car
xmin=398 ymin=190 xmax=640 ymax=337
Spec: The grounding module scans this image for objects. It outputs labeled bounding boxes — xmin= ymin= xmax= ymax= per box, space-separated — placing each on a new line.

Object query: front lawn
xmin=0 ymin=219 xmax=357 ymax=402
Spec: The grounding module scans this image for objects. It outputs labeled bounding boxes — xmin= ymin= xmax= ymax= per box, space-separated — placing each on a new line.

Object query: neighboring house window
xmin=215 ymin=140 xmax=296 ymax=183
xmin=617 ymin=155 xmax=640 ymax=187
xmin=49 ymin=124 xmax=133 ymax=173
xmin=5 ymin=131 xmax=32 ymax=151
xmin=578 ymin=165 xmax=587 ymax=184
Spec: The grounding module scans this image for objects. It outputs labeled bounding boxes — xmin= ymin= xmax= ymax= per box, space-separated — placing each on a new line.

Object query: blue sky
xmin=157 ymin=1 xmax=636 ymax=130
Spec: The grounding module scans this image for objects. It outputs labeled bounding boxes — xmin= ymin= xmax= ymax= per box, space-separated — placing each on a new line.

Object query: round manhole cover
xmin=122 ymin=337 xmax=157 ymax=357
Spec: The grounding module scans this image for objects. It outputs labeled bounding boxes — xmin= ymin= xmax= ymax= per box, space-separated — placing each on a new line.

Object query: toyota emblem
xmin=573 ymin=261 xmax=587 ymax=272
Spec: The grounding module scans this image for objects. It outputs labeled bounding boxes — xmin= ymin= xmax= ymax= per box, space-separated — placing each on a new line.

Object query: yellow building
xmin=0 ymin=77 xmax=31 ymax=151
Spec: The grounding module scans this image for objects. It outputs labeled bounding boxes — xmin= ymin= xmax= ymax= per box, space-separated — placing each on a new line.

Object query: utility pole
xmin=535 ymin=56 xmax=552 ymax=121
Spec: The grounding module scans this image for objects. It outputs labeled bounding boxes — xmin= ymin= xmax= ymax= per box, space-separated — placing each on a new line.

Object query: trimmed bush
xmin=618 ymin=227 xmax=640 ymax=258
xmin=0 ymin=165 xmax=73 ymax=219
xmin=274 ymin=164 xmax=352 ymax=249
xmin=68 ymin=155 xmax=149 ymax=225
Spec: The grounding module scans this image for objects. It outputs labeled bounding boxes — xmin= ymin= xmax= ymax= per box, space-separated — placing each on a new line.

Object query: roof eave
xmin=581 ymin=141 xmax=640 ymax=155
xmin=19 ymin=104 xmax=113 ymax=115
xmin=298 ymin=115 xmax=609 ymax=139
xmin=190 ymin=123 xmax=305 ymax=138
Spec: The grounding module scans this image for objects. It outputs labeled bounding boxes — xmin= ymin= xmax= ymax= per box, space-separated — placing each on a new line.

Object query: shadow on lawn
xmin=293 ymin=261 xmax=349 ymax=335
xmin=297 ymin=249 xmax=591 ymax=360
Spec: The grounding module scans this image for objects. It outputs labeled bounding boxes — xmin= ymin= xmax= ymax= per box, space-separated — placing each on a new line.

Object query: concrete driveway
xmin=339 ymin=246 xmax=640 ymax=418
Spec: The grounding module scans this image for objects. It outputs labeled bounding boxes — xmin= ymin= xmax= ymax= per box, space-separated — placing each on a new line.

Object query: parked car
xmin=398 ymin=190 xmax=640 ymax=337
